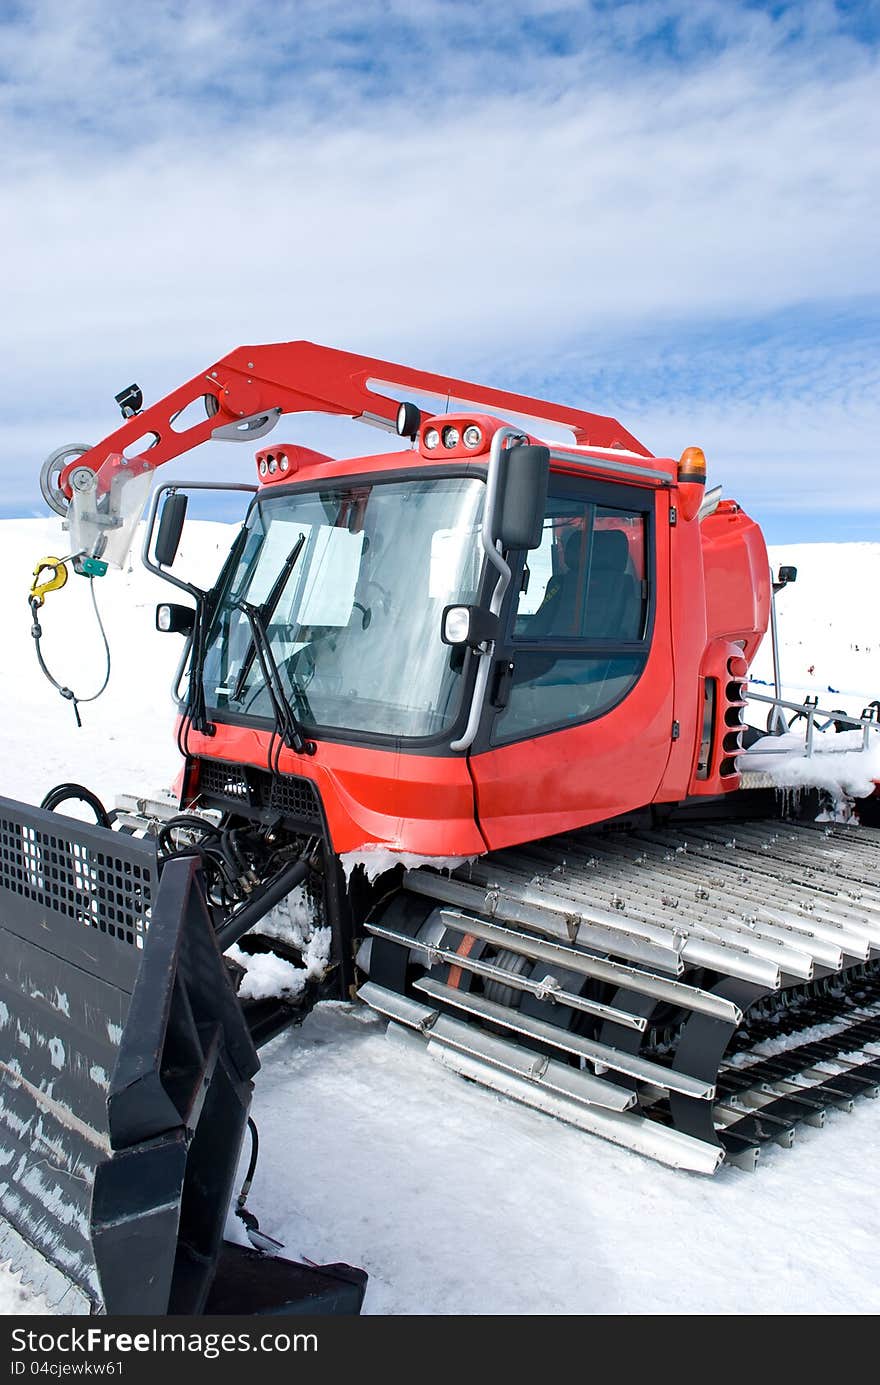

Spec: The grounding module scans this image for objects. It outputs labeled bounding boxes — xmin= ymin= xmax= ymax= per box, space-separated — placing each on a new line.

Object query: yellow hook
xmin=29 ymin=556 xmax=69 ymax=608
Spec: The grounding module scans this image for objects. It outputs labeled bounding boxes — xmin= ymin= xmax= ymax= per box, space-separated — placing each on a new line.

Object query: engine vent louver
xmin=195 ymin=758 xmax=321 ymax=826
xmin=198 ymin=760 xmax=250 ymax=801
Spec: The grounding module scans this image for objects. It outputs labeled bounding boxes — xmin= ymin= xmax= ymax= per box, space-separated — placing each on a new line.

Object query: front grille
xmin=266 ymin=774 xmax=322 ymax=820
xmin=198 ymin=759 xmax=250 ymax=802
xmin=195 ymin=758 xmax=321 ymax=826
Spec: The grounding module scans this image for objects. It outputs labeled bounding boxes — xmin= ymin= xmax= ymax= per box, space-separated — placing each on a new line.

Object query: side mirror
xmin=154 ymin=492 xmax=188 ymax=568
xmin=496 ymin=444 xmax=550 ymax=551
xmin=772 ymin=564 xmax=797 ymax=595
xmin=156 ymin=602 xmax=195 ymax=636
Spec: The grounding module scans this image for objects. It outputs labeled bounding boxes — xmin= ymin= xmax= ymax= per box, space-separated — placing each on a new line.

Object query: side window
xmin=493 ymin=486 xmax=652 ymax=744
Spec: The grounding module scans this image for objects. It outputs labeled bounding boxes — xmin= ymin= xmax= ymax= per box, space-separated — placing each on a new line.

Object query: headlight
xmin=397 ymin=401 xmax=422 ymax=438
xmin=442 ymin=426 xmax=460 ymax=449
xmin=424 ymin=428 xmax=440 ymax=449
xmin=279 ymin=453 xmax=290 ymax=472
xmin=442 ymin=606 xmax=472 ymax=644
xmin=440 ymin=603 xmax=500 ymax=647
xmin=463 ymin=425 xmax=482 ymax=449
xmin=258 ymin=459 xmax=268 ymax=477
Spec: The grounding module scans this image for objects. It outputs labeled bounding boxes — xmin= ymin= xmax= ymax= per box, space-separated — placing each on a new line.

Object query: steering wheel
xmin=287 ymin=642 xmax=317 ymax=689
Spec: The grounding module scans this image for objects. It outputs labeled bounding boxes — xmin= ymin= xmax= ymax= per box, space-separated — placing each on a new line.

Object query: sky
xmin=0 ymin=0 xmax=878 ymax=540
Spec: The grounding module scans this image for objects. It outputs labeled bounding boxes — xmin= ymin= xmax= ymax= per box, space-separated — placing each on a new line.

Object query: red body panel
xmin=470 ymin=659 xmax=675 ymax=848
xmin=471 ymin=484 xmax=676 ymax=848
xmin=658 ymin=497 xmax=770 ymax=800
xmin=701 ymin=502 xmax=770 ymax=661
xmin=184 ymin=723 xmax=485 ymax=858
xmin=655 ymin=503 xmax=709 ymax=801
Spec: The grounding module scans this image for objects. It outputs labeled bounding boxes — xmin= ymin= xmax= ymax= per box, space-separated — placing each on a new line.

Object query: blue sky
xmin=0 ymin=0 xmax=877 ymax=540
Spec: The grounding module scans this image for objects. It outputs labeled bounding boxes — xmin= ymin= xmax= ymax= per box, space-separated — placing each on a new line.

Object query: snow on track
xmin=1 ymin=520 xmax=879 ymax=1315
xmin=742 ymin=728 xmax=880 ymax=801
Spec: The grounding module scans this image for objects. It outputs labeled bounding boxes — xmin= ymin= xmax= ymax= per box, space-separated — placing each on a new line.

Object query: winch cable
xmin=28 ymin=561 xmax=111 ymax=726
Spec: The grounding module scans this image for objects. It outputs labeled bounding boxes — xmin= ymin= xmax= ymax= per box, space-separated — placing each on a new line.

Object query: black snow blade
xmin=0 ymin=796 xmax=366 ymax=1315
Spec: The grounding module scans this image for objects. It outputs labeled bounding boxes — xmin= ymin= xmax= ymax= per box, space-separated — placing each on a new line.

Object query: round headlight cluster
xmin=258 ymin=451 xmax=291 ymax=478
xmin=423 ymin=423 xmax=485 ymax=451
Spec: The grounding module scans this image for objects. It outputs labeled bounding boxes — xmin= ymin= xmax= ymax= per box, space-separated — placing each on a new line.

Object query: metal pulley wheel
xmin=39 ymin=444 xmax=92 ymax=515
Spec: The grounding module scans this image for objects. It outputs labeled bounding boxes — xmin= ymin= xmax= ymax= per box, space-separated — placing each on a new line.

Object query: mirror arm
xmin=450 ymin=426 xmax=521 ymax=753
xmin=141 ymin=480 xmax=259 ymax=598
xmin=479 ymin=425 xmax=518 ymax=596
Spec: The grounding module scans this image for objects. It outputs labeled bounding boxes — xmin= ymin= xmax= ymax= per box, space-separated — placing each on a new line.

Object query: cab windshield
xmin=202 ymin=475 xmax=485 ymax=739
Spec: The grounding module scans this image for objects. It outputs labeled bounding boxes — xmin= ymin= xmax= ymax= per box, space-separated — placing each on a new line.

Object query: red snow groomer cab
xmin=184 ymin=398 xmax=770 ymax=859
xmin=3 ymin=341 xmax=879 ymax=1317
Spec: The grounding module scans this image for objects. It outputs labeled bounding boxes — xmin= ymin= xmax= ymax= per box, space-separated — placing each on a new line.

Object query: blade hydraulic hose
xmin=216 ymin=855 xmax=312 ymax=950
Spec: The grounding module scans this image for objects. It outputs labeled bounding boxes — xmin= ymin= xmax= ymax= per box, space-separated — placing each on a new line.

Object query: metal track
xmin=360 ymin=816 xmax=880 ymax=1174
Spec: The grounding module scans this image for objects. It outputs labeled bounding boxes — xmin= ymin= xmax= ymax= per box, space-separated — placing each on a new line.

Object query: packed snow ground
xmin=1 ymin=519 xmax=879 ymax=1316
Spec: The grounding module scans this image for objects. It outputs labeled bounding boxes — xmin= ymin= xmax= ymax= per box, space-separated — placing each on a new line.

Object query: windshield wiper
xmin=235 ymin=599 xmax=316 ymax=756
xmin=230 ymin=532 xmax=306 ymax=705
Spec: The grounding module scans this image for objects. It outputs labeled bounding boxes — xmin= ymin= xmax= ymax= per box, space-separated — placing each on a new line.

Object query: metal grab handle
xmin=450 ymin=426 xmax=521 ymax=753
xmin=746 ymin=689 xmax=880 ymax=756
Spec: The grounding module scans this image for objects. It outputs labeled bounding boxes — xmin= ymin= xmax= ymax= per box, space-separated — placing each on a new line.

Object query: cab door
xmin=469 ymin=470 xmax=674 ymax=850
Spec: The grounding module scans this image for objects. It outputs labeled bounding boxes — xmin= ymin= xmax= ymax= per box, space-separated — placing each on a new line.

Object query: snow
xmin=227 ymin=885 xmax=332 ymax=1002
xmin=2 ymin=519 xmax=880 ymax=1315
xmin=227 ymin=927 xmax=331 ymax=1003
xmin=341 ymin=846 xmax=477 ymax=883
xmin=742 ymin=728 xmax=880 ymax=801
xmin=227 ymin=948 xmax=312 ymax=1002
xmin=749 ymin=541 xmax=880 ymax=716
xmin=740 ymin=541 xmax=880 ymax=809
xmin=246 ymin=1004 xmax=880 ymax=1314
xmin=0 ymin=518 xmax=228 ymax=806
xmin=731 ymin=1016 xmax=878 ymax=1061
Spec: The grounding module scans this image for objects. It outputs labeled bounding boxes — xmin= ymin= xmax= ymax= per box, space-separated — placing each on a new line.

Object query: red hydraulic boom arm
xmin=56 ymin=340 xmax=652 ymax=499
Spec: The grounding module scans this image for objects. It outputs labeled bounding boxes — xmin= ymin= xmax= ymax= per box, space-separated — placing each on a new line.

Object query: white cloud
xmin=0 ymin=1 xmax=877 ymax=526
